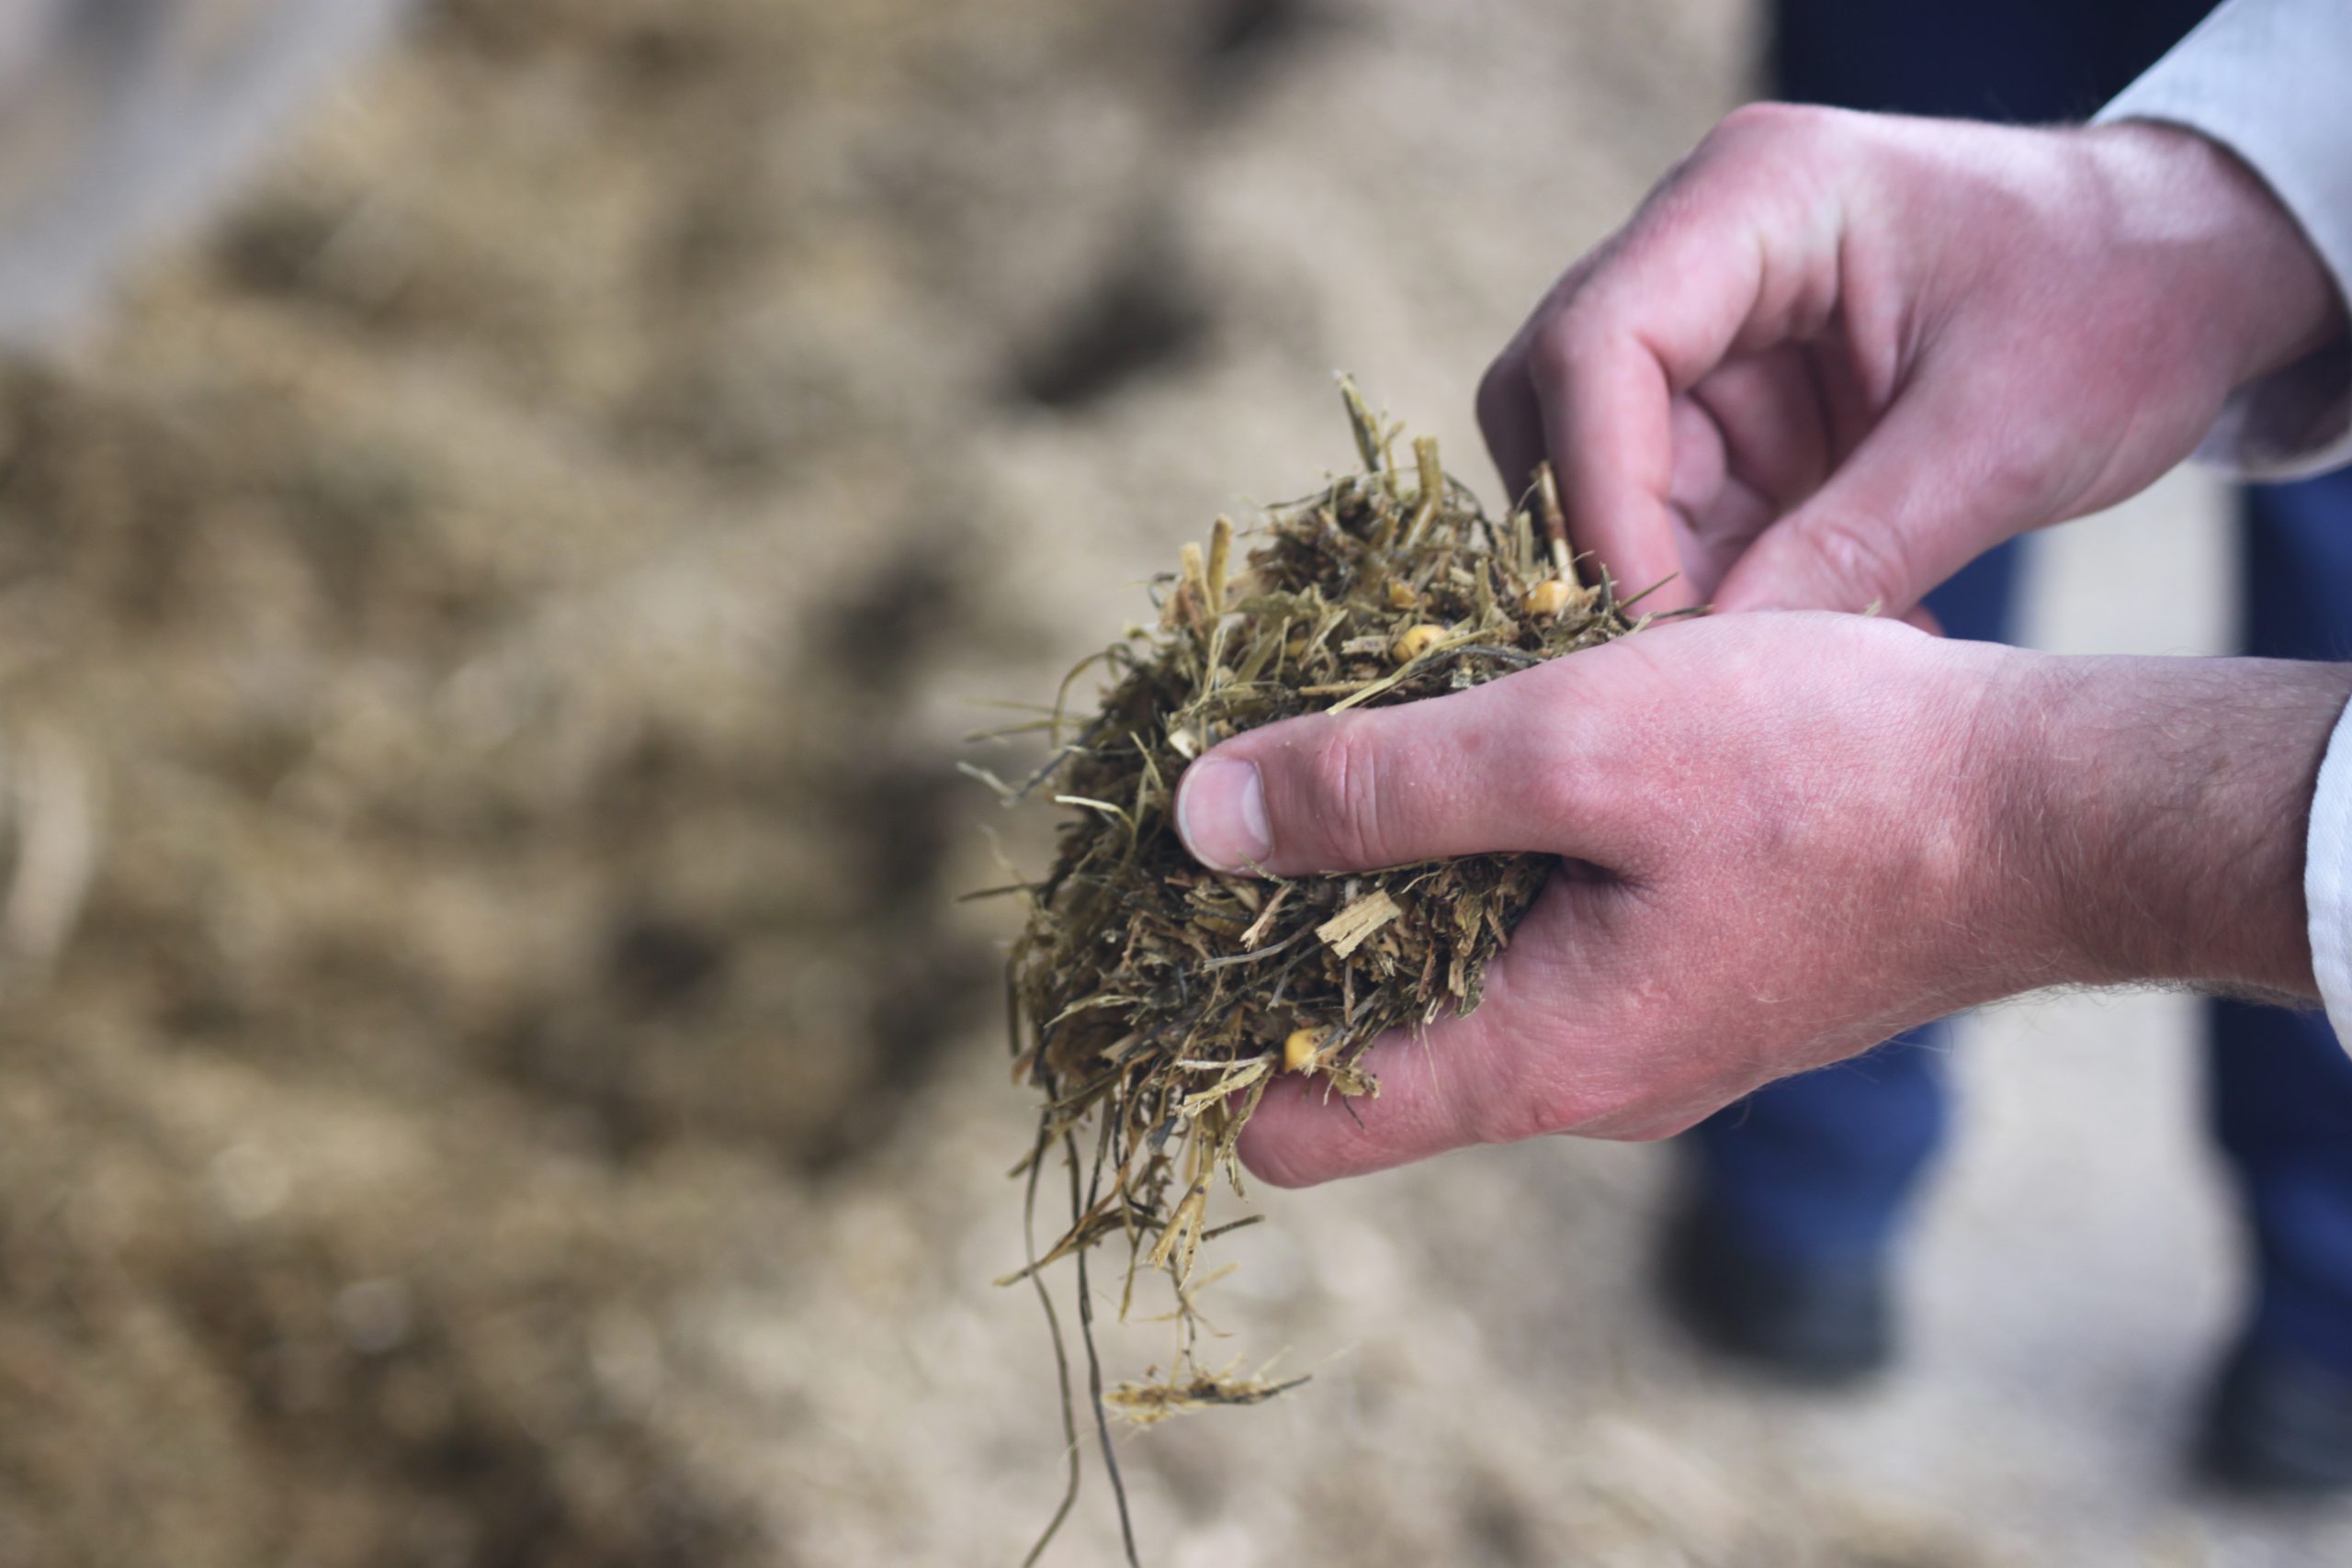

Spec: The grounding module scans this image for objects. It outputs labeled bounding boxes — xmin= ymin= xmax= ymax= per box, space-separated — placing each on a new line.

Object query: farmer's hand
xmin=1477 ymin=107 xmax=2342 ymax=615
xmin=1172 ymin=614 xmax=2347 ymax=1187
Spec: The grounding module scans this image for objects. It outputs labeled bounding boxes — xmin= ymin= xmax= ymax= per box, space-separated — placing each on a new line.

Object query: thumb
xmin=1172 ymin=669 xmax=1592 ymax=876
xmin=1713 ymin=378 xmax=2041 ymax=616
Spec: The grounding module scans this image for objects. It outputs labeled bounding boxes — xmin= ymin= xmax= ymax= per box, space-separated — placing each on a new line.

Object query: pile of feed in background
xmin=987 ymin=384 xmax=1649 ymax=1562
xmin=0 ymin=1 xmax=1100 ymax=1560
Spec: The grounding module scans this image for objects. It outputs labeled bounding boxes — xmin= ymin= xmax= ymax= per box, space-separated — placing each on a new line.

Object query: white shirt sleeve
xmin=2095 ymin=0 xmax=2352 ymax=481
xmin=2310 ymin=703 xmax=2352 ymax=1037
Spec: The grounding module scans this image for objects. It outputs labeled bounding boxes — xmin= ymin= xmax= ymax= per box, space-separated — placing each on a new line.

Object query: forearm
xmin=2003 ymin=652 xmax=2352 ymax=998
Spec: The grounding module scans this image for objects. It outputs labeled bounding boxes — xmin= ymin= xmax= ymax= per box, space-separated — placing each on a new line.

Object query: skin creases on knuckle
xmin=1298 ymin=716 xmax=1394 ymax=871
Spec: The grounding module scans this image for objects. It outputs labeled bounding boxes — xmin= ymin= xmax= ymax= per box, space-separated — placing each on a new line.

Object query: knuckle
xmin=1526 ymin=314 xmax=1578 ymax=389
xmin=1469 ymin=1066 xmax=1579 ymax=1147
xmin=1528 ymin=299 xmax=1605 ymax=389
xmin=1973 ymin=424 xmax=2073 ymax=527
xmin=1475 ymin=354 xmax=1526 ymax=434
xmin=1298 ymin=718 xmax=1394 ymax=870
xmin=1519 ymin=728 xmax=1595 ymax=839
xmin=1241 ymin=1136 xmax=1317 ymax=1190
xmin=1802 ymin=508 xmax=1916 ymax=612
xmin=1462 ymin=1032 xmax=1590 ymax=1150
xmin=1708 ymin=99 xmax=1826 ymax=152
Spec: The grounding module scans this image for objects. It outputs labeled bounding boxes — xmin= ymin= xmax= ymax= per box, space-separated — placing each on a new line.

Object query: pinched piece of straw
xmin=992 ymin=380 xmax=1645 ymax=1567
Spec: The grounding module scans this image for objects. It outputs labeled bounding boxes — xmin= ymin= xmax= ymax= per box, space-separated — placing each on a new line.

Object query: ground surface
xmin=0 ymin=2 xmax=2345 ymax=1565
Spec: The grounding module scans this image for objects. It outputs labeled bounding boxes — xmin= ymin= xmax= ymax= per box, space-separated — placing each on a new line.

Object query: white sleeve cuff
xmin=2305 ymin=691 xmax=2352 ymax=1039
xmin=2095 ymin=0 xmax=2352 ymax=481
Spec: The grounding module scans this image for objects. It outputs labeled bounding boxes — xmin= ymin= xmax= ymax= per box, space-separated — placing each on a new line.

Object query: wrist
xmin=1996 ymin=652 xmax=2352 ymax=998
xmin=2084 ymin=121 xmax=2345 ymax=387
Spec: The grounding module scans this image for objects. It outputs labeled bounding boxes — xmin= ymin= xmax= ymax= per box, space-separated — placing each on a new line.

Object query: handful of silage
xmin=983 ymin=386 xmax=1645 ymax=1558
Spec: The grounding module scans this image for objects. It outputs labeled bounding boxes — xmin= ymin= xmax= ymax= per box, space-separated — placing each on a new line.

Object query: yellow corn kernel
xmin=1391 ymin=623 xmax=1447 ymax=663
xmin=1521 ymin=578 xmax=1577 ymax=618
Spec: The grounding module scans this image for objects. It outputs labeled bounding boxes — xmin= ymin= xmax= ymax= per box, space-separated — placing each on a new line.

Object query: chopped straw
xmin=981 ymin=380 xmax=1658 ymax=1564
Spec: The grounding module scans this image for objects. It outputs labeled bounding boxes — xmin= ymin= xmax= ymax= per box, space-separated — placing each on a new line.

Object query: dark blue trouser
xmin=1691 ymin=0 xmax=2352 ymax=1373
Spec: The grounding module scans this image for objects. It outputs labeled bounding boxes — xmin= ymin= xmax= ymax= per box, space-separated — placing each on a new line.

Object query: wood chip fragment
xmin=1315 ymin=889 xmax=1400 ymax=958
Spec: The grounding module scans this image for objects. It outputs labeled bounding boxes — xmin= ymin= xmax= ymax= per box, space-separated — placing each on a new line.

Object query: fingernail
xmin=1177 ymin=756 xmax=1271 ymax=870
